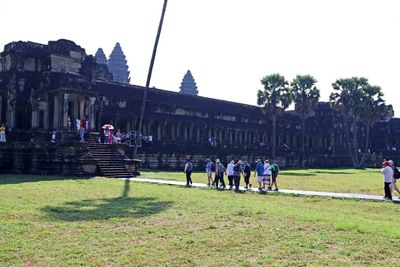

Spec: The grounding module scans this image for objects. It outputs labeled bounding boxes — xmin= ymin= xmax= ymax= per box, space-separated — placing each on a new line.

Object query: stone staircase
xmin=86 ymin=135 xmax=134 ymax=178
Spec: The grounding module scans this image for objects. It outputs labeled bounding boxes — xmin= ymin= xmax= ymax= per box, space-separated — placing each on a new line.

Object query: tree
xmin=291 ymin=75 xmax=320 ymax=168
xmin=330 ymin=77 xmax=386 ymax=168
xmin=358 ymin=85 xmax=386 ymax=166
xmin=257 ymin=73 xmax=292 ymax=158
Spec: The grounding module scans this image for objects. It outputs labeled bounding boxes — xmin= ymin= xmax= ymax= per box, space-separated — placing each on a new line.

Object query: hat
xmin=383 ymin=161 xmax=390 ymax=166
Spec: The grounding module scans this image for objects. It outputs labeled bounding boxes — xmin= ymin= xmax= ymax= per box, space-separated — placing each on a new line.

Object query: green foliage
xmin=257 ymin=73 xmax=292 ymax=115
xmin=291 ymin=74 xmax=320 ymax=118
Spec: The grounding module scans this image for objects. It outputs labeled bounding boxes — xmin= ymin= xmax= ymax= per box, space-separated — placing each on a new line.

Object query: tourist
xmin=205 ymin=159 xmax=214 ymax=186
xmin=214 ymin=159 xmax=226 ymax=189
xmin=184 ymin=159 xmax=193 ymax=186
xmin=226 ymin=160 xmax=235 ymax=190
xmin=270 ymin=160 xmax=280 ymax=191
xmin=381 ymin=161 xmax=393 ymax=200
xmin=263 ymin=160 xmax=272 ymax=190
xmin=115 ymin=129 xmax=121 ymax=144
xmin=50 ymin=130 xmax=56 ymax=143
xmin=0 ymin=123 xmax=6 ymax=142
xmin=254 ymin=159 xmax=265 ymax=191
xmin=109 ymin=130 xmax=114 ymax=144
xmin=104 ymin=127 xmax=110 ymax=144
xmin=243 ymin=161 xmax=251 ymax=190
xmin=76 ymin=118 xmax=80 ymax=132
xmin=79 ymin=117 xmax=86 ymax=142
xmin=233 ymin=160 xmax=243 ymax=191
xmin=389 ymin=160 xmax=400 ymax=198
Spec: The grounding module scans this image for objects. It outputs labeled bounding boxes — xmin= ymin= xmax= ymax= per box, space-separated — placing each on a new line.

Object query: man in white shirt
xmin=263 ymin=160 xmax=272 ymax=190
xmin=381 ymin=161 xmax=393 ymax=200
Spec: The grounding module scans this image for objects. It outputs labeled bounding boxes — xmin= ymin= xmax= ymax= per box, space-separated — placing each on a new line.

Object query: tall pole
xmin=133 ymin=0 xmax=168 ymax=159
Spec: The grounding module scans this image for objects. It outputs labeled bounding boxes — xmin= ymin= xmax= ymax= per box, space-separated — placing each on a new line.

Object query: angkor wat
xmin=0 ymin=39 xmax=399 ymax=175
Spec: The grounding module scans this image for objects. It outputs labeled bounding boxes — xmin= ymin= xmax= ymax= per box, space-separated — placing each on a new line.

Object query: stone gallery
xmin=0 ymin=39 xmax=399 ymax=175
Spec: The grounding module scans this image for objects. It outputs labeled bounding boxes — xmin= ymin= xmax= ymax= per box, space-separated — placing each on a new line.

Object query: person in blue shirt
xmin=205 ymin=159 xmax=214 ymax=186
xmin=254 ymin=159 xmax=265 ymax=191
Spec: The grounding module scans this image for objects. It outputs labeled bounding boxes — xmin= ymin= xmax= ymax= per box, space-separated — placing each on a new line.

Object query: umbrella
xmin=102 ymin=124 xmax=114 ymax=130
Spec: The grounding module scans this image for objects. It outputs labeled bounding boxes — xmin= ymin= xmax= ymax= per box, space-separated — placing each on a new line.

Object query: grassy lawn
xmin=1 ymin=175 xmax=400 ymax=266
xmin=140 ymin=168 xmax=388 ymax=196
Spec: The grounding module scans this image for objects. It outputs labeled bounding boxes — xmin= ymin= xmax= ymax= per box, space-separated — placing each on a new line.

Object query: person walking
xmin=184 ymin=159 xmax=193 ymax=186
xmin=389 ymin=160 xmax=400 ymax=198
xmin=243 ymin=161 xmax=251 ymax=190
xmin=214 ymin=159 xmax=226 ymax=189
xmin=233 ymin=160 xmax=243 ymax=191
xmin=270 ymin=160 xmax=280 ymax=191
xmin=226 ymin=160 xmax=235 ymax=190
xmin=263 ymin=160 xmax=272 ymax=190
xmin=254 ymin=159 xmax=265 ymax=191
xmin=79 ymin=117 xmax=87 ymax=142
xmin=381 ymin=161 xmax=393 ymax=200
xmin=104 ymin=128 xmax=110 ymax=144
xmin=205 ymin=159 xmax=214 ymax=186
xmin=0 ymin=123 xmax=6 ymax=142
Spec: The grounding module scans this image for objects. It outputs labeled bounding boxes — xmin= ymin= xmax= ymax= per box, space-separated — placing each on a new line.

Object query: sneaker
xmin=229 ymin=186 xmax=233 ymax=190
xmin=274 ymin=188 xmax=279 ymax=191
xmin=245 ymin=185 xmax=248 ymax=190
xmin=211 ymin=182 xmax=215 ymax=186
xmin=222 ymin=186 xmax=226 ymax=190
xmin=207 ymin=183 xmax=210 ymax=186
xmin=268 ymin=187 xmax=272 ymax=191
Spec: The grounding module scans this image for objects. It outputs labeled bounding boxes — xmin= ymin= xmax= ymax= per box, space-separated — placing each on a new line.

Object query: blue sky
xmin=1 ymin=0 xmax=399 ymax=114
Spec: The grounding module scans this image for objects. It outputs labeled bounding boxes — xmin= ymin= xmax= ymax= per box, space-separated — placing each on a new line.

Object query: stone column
xmin=63 ymin=93 xmax=69 ymax=129
xmin=31 ymin=101 xmax=39 ymax=128
xmin=89 ymin=97 xmax=96 ymax=130
xmin=218 ymin=129 xmax=222 ymax=144
xmin=196 ymin=127 xmax=200 ymax=143
xmin=53 ymin=95 xmax=60 ymax=130
xmin=79 ymin=97 xmax=85 ymax=119
xmin=171 ymin=124 xmax=175 ymax=141
xmin=6 ymin=98 xmax=16 ymax=128
xmin=42 ymin=102 xmax=49 ymax=130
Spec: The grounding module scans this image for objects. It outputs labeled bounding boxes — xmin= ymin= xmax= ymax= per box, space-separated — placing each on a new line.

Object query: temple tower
xmin=94 ymin=48 xmax=108 ymax=65
xmin=108 ymin=42 xmax=130 ymax=84
xmin=179 ymin=70 xmax=198 ymax=95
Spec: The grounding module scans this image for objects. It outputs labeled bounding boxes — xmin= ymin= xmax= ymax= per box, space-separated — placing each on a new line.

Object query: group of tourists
xmin=0 ymin=123 xmax=6 ymax=142
xmin=184 ymin=158 xmax=280 ymax=191
xmin=380 ymin=160 xmax=400 ymax=200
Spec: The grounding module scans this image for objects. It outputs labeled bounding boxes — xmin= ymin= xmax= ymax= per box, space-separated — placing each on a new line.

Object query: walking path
xmin=126 ymin=177 xmax=400 ymax=203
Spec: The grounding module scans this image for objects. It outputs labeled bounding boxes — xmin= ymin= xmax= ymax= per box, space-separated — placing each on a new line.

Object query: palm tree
xmin=291 ymin=75 xmax=320 ymax=168
xmin=257 ymin=73 xmax=292 ymax=158
xmin=358 ymin=84 xmax=386 ymax=166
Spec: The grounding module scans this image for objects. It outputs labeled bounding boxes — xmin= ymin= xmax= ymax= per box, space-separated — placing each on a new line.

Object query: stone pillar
xmin=42 ymin=102 xmax=49 ymax=130
xmin=171 ymin=124 xmax=175 ymax=141
xmin=229 ymin=130 xmax=233 ymax=144
xmin=79 ymin=97 xmax=85 ymax=119
xmin=31 ymin=101 xmax=38 ymax=128
xmin=6 ymin=98 xmax=16 ymax=128
xmin=218 ymin=129 xmax=222 ymax=144
xmin=63 ymin=93 xmax=69 ymax=129
xmin=89 ymin=97 xmax=96 ymax=130
xmin=53 ymin=95 xmax=60 ymax=130
xmin=196 ymin=127 xmax=200 ymax=143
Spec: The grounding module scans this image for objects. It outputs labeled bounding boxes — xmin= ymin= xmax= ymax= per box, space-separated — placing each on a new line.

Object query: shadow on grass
xmin=280 ymin=172 xmax=315 ymax=176
xmin=313 ymin=171 xmax=352 ymax=174
xmin=42 ymin=180 xmax=174 ymax=222
xmin=0 ymin=174 xmax=92 ymax=185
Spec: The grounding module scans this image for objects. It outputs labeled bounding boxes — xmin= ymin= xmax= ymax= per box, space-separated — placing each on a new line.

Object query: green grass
xmin=141 ymin=168 xmax=388 ymax=195
xmin=1 ymin=175 xmax=400 ymax=266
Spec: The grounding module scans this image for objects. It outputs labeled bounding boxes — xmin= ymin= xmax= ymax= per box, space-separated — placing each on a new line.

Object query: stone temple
xmin=0 ymin=39 xmax=399 ymax=176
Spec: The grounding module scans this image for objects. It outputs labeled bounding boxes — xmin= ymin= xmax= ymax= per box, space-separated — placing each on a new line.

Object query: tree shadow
xmin=42 ymin=180 xmax=173 ymax=222
xmin=312 ymin=171 xmax=352 ymax=174
xmin=280 ymin=172 xmax=315 ymax=176
xmin=0 ymin=174 xmax=92 ymax=185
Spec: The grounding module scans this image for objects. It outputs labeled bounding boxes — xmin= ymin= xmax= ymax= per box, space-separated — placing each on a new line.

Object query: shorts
xmin=207 ymin=171 xmax=212 ymax=178
xmin=265 ymin=175 xmax=271 ymax=184
xmin=257 ymin=175 xmax=264 ymax=183
xmin=272 ymin=173 xmax=278 ymax=182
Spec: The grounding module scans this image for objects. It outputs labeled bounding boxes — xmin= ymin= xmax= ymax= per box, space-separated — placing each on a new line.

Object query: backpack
xmin=394 ymin=167 xmax=400 ymax=179
xmin=233 ymin=164 xmax=240 ymax=172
